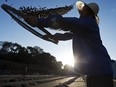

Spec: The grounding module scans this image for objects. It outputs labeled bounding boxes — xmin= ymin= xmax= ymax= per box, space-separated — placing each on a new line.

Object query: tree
xmin=1 ymin=41 xmax=12 ymax=54
xmin=0 ymin=41 xmax=64 ymax=74
xmin=34 ymin=46 xmax=44 ymax=53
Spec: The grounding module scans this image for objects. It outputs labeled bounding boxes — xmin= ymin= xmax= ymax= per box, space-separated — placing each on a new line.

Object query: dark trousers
xmin=86 ymin=74 xmax=114 ymax=87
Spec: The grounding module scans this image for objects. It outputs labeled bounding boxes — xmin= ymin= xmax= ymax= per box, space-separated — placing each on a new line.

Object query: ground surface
xmin=0 ymin=75 xmax=116 ymax=87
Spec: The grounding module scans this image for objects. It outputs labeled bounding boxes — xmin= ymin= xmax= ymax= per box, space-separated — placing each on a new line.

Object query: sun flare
xmin=59 ymin=52 xmax=74 ymax=67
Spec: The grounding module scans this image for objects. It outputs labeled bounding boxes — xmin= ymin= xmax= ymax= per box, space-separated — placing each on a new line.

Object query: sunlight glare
xmin=60 ymin=52 xmax=74 ymax=67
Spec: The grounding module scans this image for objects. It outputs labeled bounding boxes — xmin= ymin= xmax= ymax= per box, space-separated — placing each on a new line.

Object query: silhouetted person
xmin=24 ymin=1 xmax=114 ymax=87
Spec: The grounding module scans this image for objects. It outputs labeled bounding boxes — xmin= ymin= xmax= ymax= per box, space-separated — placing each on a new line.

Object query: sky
xmin=0 ymin=0 xmax=116 ymax=66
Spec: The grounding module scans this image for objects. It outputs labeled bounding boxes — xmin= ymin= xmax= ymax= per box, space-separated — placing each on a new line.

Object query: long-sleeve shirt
xmin=38 ymin=14 xmax=113 ymax=76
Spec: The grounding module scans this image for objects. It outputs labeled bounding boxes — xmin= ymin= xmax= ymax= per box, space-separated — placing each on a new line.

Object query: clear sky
xmin=0 ymin=0 xmax=116 ymax=66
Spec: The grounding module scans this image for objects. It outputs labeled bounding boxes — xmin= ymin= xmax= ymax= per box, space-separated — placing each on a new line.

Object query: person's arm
xmin=43 ymin=32 xmax=73 ymax=42
xmin=43 ymin=14 xmax=98 ymax=33
xmin=24 ymin=15 xmax=98 ymax=33
xmin=53 ymin=32 xmax=73 ymax=41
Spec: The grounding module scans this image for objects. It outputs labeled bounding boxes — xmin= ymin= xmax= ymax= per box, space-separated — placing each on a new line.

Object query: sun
xmin=60 ymin=52 xmax=74 ymax=67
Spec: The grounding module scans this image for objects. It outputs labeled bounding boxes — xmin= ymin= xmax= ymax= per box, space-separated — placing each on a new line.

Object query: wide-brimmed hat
xmin=76 ymin=1 xmax=99 ymax=24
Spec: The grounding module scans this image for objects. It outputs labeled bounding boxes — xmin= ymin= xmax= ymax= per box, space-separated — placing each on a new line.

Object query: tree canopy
xmin=0 ymin=41 xmax=63 ymax=74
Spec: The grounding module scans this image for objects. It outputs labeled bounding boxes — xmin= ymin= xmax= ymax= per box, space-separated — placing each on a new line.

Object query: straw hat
xmin=76 ymin=1 xmax=99 ymax=24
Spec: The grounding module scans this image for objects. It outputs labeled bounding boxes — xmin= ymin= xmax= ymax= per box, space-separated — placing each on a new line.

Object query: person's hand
xmin=50 ymin=35 xmax=59 ymax=44
xmin=23 ymin=16 xmax=39 ymax=27
xmin=43 ymin=35 xmax=59 ymax=44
